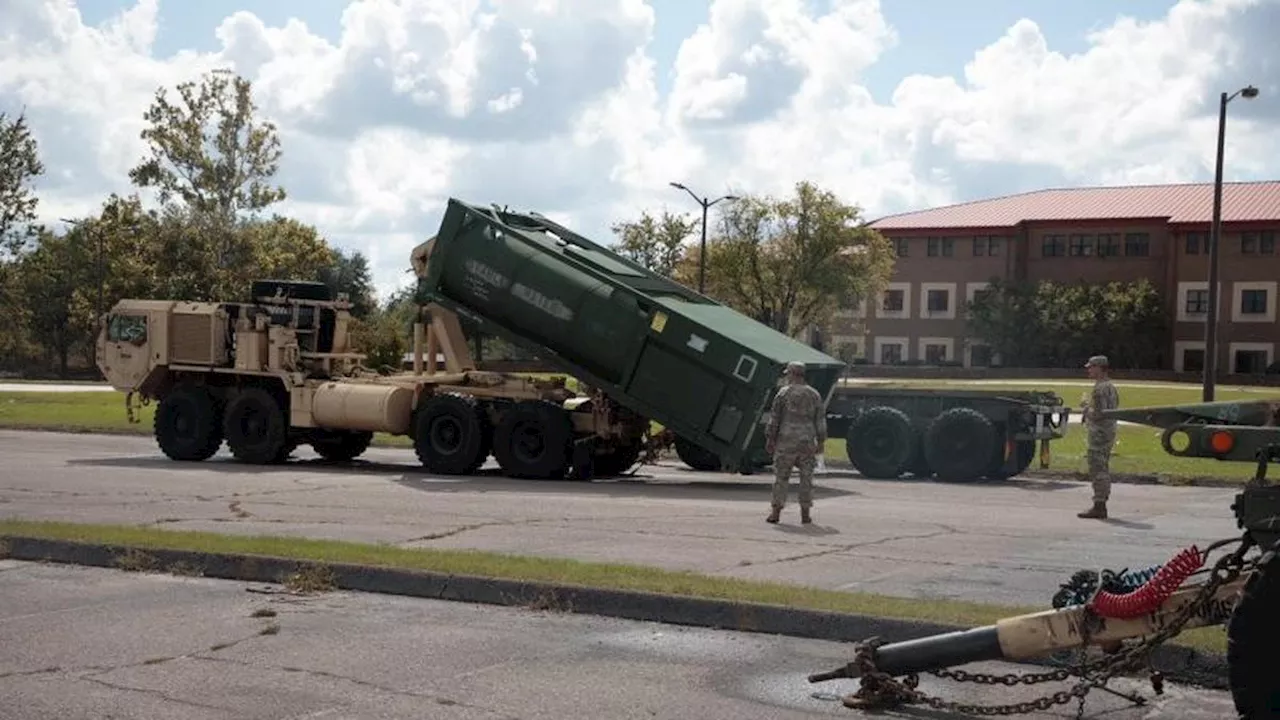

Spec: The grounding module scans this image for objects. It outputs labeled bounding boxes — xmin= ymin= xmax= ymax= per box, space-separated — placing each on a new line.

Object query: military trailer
xmin=823 ymin=385 xmax=1069 ymax=482
xmin=95 ymin=197 xmax=845 ymax=480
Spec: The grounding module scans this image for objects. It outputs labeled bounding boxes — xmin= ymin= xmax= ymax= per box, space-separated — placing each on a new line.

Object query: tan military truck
xmin=95 ymin=238 xmax=652 ymax=479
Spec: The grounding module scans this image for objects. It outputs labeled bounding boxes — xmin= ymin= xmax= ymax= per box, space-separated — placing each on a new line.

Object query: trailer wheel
xmin=493 ymin=400 xmax=574 ymax=480
xmin=986 ymin=439 xmax=1036 ymax=480
xmin=1227 ymin=547 xmax=1280 ymax=718
xmin=674 ymin=435 xmax=722 ymax=472
xmin=924 ymin=407 xmax=996 ymax=482
xmin=844 ymin=406 xmax=915 ymax=479
xmin=154 ymin=384 xmax=223 ymax=461
xmin=312 ymin=430 xmax=374 ymax=462
xmin=223 ymin=387 xmax=289 ymax=464
xmin=414 ymin=393 xmax=491 ymax=475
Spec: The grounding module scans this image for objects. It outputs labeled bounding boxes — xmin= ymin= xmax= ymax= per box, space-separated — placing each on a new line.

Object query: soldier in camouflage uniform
xmin=1078 ymin=355 xmax=1120 ymax=519
xmin=765 ymin=361 xmax=827 ymax=525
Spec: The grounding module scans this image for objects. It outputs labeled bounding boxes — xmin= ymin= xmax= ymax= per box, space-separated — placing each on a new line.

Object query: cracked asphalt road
xmin=0 ymin=560 xmax=1238 ymax=720
xmin=0 ymin=430 xmax=1242 ymax=608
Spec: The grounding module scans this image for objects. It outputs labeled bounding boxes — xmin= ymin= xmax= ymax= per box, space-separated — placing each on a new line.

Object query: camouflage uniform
xmin=1079 ymin=355 xmax=1120 ymax=518
xmin=765 ymin=362 xmax=826 ymax=523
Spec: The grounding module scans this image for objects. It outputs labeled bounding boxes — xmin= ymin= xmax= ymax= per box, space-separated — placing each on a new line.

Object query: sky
xmin=2 ymin=0 xmax=1278 ymax=300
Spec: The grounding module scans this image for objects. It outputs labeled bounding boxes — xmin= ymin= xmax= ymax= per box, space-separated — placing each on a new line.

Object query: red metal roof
xmin=869 ymin=181 xmax=1280 ymax=230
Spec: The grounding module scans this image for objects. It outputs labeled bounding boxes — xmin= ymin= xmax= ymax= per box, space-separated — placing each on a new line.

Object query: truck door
xmin=100 ymin=312 xmax=152 ymax=390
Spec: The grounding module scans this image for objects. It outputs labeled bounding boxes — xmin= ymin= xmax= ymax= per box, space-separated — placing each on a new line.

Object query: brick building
xmin=829 ymin=181 xmax=1280 ymax=373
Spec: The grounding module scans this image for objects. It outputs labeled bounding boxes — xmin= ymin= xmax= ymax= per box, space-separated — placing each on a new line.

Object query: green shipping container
xmin=416 ymin=199 xmax=846 ymax=472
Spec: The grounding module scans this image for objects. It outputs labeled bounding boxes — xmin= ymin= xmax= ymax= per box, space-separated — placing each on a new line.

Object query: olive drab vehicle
xmin=806 ymin=397 xmax=1280 ymax=719
xmin=95 ymin=197 xmax=846 ymax=480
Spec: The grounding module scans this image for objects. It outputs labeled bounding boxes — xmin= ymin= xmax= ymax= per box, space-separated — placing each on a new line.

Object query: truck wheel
xmin=1227 ymin=548 xmax=1280 ymax=718
xmin=986 ymin=439 xmax=1036 ymax=480
xmin=493 ymin=400 xmax=573 ymax=480
xmin=312 ymin=430 xmax=374 ymax=462
xmin=593 ymin=443 xmax=642 ymax=477
xmin=924 ymin=407 xmax=996 ymax=482
xmin=154 ymin=385 xmax=222 ymax=461
xmin=223 ymin=387 xmax=289 ymax=464
xmin=414 ymin=393 xmax=491 ymax=475
xmin=674 ymin=435 xmax=722 ymax=472
xmin=845 ymin=406 xmax=914 ymax=479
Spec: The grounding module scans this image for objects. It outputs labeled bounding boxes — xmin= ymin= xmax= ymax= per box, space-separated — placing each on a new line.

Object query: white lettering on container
xmin=512 ymin=282 xmax=574 ymax=322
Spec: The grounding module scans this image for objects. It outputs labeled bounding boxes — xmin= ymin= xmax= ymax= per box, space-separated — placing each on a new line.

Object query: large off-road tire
xmin=924 ymin=407 xmax=997 ymax=482
xmin=844 ymin=406 xmax=915 ymax=479
xmin=311 ymin=429 xmax=374 ymax=462
xmin=674 ymin=435 xmax=722 ymax=472
xmin=413 ymin=393 xmax=491 ymax=475
xmin=493 ymin=400 xmax=573 ymax=480
xmin=1227 ymin=547 xmax=1280 ymax=718
xmin=593 ymin=442 xmax=643 ymax=478
xmin=985 ymin=439 xmax=1036 ymax=480
xmin=222 ymin=387 xmax=289 ymax=465
xmin=154 ymin=384 xmax=222 ymax=462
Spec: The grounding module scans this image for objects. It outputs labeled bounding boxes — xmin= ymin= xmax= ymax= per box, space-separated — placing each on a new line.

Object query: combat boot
xmin=766 ymin=507 xmax=781 ymax=524
xmin=800 ymin=507 xmax=812 ymax=524
xmin=1077 ymin=502 xmax=1107 ymax=519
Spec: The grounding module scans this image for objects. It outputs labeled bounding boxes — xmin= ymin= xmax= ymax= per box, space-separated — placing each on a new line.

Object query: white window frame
xmin=1176 ymin=281 xmax=1221 ymax=323
xmin=917 ymin=336 xmax=954 ymax=365
xmin=875 ymin=282 xmax=911 ymax=320
xmin=919 ymin=282 xmax=957 ymax=320
xmin=964 ymin=341 xmax=1000 ymax=368
xmin=1229 ymin=342 xmax=1274 ymax=373
xmin=1173 ymin=340 xmax=1206 ymax=372
xmin=873 ymin=335 xmax=909 ymax=365
xmin=1232 ymin=281 xmax=1277 ymax=323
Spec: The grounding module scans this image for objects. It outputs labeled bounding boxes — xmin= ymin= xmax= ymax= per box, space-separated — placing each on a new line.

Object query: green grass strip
xmin=0 ymin=518 xmax=1226 ymax=656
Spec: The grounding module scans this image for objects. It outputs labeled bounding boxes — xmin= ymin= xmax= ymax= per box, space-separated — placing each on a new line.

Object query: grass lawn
xmin=0 ymin=518 xmax=1228 ymax=657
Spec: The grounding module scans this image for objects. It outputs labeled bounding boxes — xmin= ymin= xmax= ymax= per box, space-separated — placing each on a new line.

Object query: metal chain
xmin=840 ymin=535 xmax=1257 ymax=717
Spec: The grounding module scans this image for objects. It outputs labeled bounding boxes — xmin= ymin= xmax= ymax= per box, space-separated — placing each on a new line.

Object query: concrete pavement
xmin=0 ymin=560 xmax=1238 ymax=719
xmin=0 ymin=430 xmax=1244 ymax=610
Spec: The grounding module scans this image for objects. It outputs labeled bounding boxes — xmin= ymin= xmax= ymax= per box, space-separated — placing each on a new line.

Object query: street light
xmin=669 ymin=182 xmax=738 ymax=293
xmin=1203 ymin=84 xmax=1260 ymax=402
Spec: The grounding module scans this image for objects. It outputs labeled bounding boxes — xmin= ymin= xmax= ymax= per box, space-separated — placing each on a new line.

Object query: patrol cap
xmin=1084 ymin=355 xmax=1109 ymax=368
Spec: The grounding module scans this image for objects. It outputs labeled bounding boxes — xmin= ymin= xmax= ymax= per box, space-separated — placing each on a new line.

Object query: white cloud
xmin=0 ymin=0 xmax=1277 ymax=300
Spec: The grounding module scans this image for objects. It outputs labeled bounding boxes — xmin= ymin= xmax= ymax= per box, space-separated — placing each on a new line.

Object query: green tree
xmin=18 ymin=229 xmax=94 ymax=377
xmin=0 ymin=110 xmax=44 ymax=259
xmin=609 ymin=209 xmax=698 ymax=278
xmin=129 ymin=68 xmax=285 ymax=218
xmin=317 ymin=248 xmax=377 ymax=319
xmin=688 ymin=181 xmax=896 ymax=337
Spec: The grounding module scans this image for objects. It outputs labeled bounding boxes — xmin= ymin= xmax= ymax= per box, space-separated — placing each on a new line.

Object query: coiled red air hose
xmin=1085 ymin=546 xmax=1204 ymax=619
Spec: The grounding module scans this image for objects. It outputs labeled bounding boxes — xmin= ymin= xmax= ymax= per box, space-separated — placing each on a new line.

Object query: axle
xmin=809 ymin=574 xmax=1248 ymax=683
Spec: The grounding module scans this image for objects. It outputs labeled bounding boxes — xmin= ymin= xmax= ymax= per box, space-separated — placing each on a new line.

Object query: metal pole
xmin=698 ymin=200 xmax=708 ymax=293
xmin=97 ymin=225 xmax=104 ymax=330
xmin=1203 ymin=92 xmax=1228 ymax=402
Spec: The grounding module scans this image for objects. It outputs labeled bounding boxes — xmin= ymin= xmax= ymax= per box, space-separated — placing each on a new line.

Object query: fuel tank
xmin=312 ymin=382 xmax=414 ymax=435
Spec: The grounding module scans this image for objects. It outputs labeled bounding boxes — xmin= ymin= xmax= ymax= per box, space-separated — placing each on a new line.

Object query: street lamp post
xmin=1203 ymin=84 xmax=1260 ymax=402
xmin=669 ymin=182 xmax=738 ymax=294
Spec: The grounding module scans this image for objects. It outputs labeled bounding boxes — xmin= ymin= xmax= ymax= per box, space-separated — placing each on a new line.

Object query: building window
xmin=1242 ymin=231 xmax=1277 ymax=254
xmin=926 ymin=289 xmax=949 ymax=313
xmin=894 ymin=238 xmax=909 ymax=257
xmin=882 ymin=289 xmax=904 ymax=312
xmin=1185 ymin=289 xmax=1209 ymax=315
xmin=1185 ymin=232 xmax=1203 ymax=255
xmin=924 ymin=343 xmax=947 ymax=365
xmin=1183 ymin=348 xmax=1206 ymax=373
xmin=1069 ymin=234 xmax=1094 ymax=256
xmin=1241 ymin=289 xmax=1268 ymax=315
xmin=1235 ymin=350 xmax=1269 ymax=375
xmin=880 ymin=343 xmax=904 ymax=365
xmin=927 ymin=237 xmax=955 ymax=257
xmin=1097 ymin=234 xmax=1120 ymax=257
xmin=1042 ymin=235 xmax=1066 ymax=257
xmin=972 ymin=236 xmax=1001 ymax=256
xmin=971 ymin=345 xmax=993 ymax=368
xmin=1124 ymin=232 xmax=1150 ymax=256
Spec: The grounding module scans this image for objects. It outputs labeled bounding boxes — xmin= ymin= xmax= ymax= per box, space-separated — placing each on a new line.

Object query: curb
xmin=0 ymin=535 xmax=1230 ymax=691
